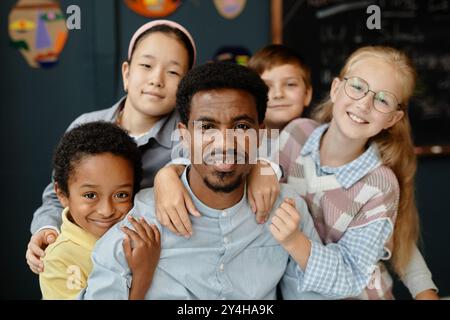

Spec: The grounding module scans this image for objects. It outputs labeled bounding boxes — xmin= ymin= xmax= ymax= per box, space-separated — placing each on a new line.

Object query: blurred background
xmin=1 ymin=0 xmax=449 ymax=299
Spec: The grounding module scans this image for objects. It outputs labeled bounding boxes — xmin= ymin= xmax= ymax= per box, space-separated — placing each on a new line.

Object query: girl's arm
xmin=154 ymin=160 xmax=281 ymax=236
xmin=154 ymin=164 xmax=201 ymax=237
xmin=271 ymin=199 xmax=394 ymax=299
xmin=122 ymin=216 xmax=161 ymax=300
xmin=400 ymin=245 xmax=439 ymax=299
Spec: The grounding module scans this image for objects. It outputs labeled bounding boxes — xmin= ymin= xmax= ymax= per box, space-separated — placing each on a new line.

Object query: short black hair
xmin=176 ymin=62 xmax=268 ymax=125
xmin=129 ymin=24 xmax=195 ymax=70
xmin=53 ymin=121 xmax=142 ymax=196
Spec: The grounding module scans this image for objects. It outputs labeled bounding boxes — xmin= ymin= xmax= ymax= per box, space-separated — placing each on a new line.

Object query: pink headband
xmin=127 ymin=20 xmax=197 ymax=67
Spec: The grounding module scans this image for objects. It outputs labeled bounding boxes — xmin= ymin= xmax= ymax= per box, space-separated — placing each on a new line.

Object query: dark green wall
xmin=1 ymin=0 xmax=448 ymax=300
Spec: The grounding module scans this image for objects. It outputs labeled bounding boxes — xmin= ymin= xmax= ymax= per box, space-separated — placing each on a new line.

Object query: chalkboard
xmin=282 ymin=0 xmax=450 ymax=153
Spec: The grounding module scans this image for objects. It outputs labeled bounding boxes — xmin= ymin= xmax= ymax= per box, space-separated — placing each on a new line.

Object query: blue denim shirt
xmin=81 ymin=167 xmax=323 ymax=299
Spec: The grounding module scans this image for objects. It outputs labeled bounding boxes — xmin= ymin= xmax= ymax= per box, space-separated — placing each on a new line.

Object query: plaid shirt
xmin=280 ymin=118 xmax=398 ymax=299
xmin=301 ymin=123 xmax=382 ymax=189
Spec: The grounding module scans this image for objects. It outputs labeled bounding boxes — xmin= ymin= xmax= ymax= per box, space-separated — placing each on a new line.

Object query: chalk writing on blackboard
xmin=282 ymin=0 xmax=450 ymax=151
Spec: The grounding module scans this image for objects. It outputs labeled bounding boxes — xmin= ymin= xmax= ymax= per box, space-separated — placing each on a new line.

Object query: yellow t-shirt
xmin=39 ymin=208 xmax=98 ymax=299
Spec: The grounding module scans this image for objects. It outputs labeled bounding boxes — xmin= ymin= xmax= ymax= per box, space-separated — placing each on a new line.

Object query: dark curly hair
xmin=176 ymin=62 xmax=268 ymax=125
xmin=53 ymin=121 xmax=142 ymax=196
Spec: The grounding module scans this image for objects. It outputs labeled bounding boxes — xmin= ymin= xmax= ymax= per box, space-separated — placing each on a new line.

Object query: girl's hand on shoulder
xmin=247 ymin=161 xmax=281 ymax=224
xmin=270 ymin=198 xmax=302 ymax=248
xmin=26 ymin=228 xmax=59 ymax=274
xmin=154 ymin=165 xmax=201 ymax=238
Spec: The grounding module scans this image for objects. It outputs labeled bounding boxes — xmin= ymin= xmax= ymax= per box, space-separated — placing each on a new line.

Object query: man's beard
xmin=203 ymin=172 xmax=244 ymax=194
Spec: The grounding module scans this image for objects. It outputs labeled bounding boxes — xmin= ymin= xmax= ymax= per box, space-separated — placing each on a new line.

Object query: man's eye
xmin=287 ymin=82 xmax=298 ymax=87
xmin=140 ymin=64 xmax=151 ymax=69
xmin=83 ymin=193 xmax=96 ymax=199
xmin=201 ymin=124 xmax=214 ymax=131
xmin=168 ymin=70 xmax=180 ymax=76
xmin=235 ymin=124 xmax=250 ymax=130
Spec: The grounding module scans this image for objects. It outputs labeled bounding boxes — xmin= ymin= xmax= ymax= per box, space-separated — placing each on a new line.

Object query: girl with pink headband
xmin=27 ymin=19 xmax=197 ymax=275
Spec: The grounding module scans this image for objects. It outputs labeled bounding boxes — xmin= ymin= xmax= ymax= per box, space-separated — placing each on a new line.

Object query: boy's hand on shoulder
xmin=26 ymin=228 xmax=58 ymax=274
xmin=122 ymin=215 xmax=161 ymax=291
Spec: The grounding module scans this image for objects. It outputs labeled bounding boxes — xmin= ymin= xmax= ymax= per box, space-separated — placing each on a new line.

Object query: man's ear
xmin=54 ymin=182 xmax=69 ymax=208
xmin=384 ymin=110 xmax=404 ymax=130
xmin=303 ymin=86 xmax=313 ymax=107
xmin=122 ymin=61 xmax=130 ymax=93
xmin=330 ymin=77 xmax=342 ymax=103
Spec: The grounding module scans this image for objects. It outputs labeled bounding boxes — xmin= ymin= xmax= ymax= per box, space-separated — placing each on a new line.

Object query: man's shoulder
xmin=277 ymin=184 xmax=309 ymax=213
xmin=279 ymin=184 xmax=304 ymax=204
xmin=134 ymin=187 xmax=156 ymax=215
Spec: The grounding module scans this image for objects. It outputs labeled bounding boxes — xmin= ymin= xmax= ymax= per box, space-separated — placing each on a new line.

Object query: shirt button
xmin=222 ymin=211 xmax=227 ymax=217
xmin=223 ymin=237 xmax=229 ymax=244
xmin=219 ymin=264 xmax=224 ymax=272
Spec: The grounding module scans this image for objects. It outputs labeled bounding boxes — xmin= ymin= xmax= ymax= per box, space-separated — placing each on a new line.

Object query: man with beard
xmin=81 ymin=62 xmax=324 ymax=299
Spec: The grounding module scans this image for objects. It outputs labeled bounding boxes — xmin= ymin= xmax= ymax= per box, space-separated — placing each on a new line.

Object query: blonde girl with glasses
xmin=273 ymin=46 xmax=438 ymax=299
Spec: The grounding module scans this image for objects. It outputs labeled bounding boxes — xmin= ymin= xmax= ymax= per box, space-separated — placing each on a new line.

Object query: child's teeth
xmin=349 ymin=113 xmax=365 ymax=123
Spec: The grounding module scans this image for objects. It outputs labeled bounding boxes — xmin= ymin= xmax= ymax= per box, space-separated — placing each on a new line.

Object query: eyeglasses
xmin=343 ymin=76 xmax=402 ymax=114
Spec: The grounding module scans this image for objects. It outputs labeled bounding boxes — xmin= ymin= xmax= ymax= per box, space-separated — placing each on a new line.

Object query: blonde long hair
xmin=313 ymin=46 xmax=419 ymax=276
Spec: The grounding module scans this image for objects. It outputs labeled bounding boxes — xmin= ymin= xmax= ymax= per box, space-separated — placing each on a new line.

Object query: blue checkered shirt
xmin=289 ymin=123 xmax=394 ymax=299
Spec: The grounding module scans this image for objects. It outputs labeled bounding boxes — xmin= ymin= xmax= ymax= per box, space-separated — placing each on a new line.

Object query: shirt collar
xmin=111 ymin=96 xmax=180 ymax=149
xmin=181 ymin=166 xmax=247 ymax=218
xmin=300 ymin=123 xmax=328 ymax=158
xmin=149 ymin=110 xmax=180 ymax=149
xmin=300 ymin=123 xmax=382 ymax=189
xmin=102 ymin=96 xmax=126 ymax=122
xmin=60 ymin=208 xmax=98 ymax=251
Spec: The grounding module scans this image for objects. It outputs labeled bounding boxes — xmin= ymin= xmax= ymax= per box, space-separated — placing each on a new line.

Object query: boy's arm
xmin=400 ymin=245 xmax=439 ymax=299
